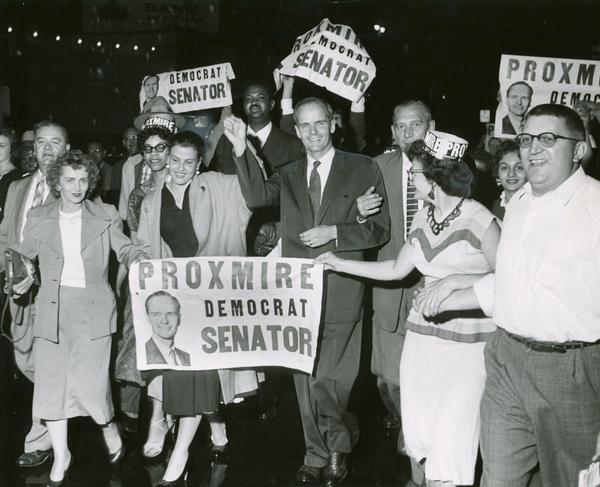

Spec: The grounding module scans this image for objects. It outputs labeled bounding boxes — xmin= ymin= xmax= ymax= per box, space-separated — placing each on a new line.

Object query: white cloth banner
xmin=130 ymin=257 xmax=323 ymax=374
xmin=276 ymin=18 xmax=375 ymax=102
xmin=139 ymin=63 xmax=235 ymax=113
xmin=495 ymin=54 xmax=600 ymax=137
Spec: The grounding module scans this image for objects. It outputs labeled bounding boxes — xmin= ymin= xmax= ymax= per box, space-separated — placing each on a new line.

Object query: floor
xmin=0 ymin=326 xmax=413 ymax=487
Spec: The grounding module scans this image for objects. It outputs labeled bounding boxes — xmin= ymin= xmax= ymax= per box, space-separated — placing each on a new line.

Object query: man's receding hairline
xmin=393 ymin=101 xmax=432 ymax=124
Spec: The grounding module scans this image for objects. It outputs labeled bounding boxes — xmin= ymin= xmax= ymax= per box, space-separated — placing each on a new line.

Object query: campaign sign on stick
xmin=139 ymin=63 xmax=235 ymax=113
xmin=130 ymin=257 xmax=324 ymax=374
xmin=495 ymin=54 xmax=600 ymax=137
xmin=276 ymin=18 xmax=376 ymax=102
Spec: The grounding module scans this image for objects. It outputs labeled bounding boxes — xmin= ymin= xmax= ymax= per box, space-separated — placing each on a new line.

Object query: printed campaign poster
xmin=139 ymin=63 xmax=235 ymax=113
xmin=276 ymin=18 xmax=376 ymax=102
xmin=130 ymin=257 xmax=324 ymax=374
xmin=495 ymin=54 xmax=600 ymax=137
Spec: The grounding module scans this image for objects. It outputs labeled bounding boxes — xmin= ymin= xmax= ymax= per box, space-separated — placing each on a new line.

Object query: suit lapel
xmin=316 ymin=151 xmax=344 ymax=225
xmin=15 ymin=177 xmax=35 ymax=238
xmin=289 ymin=159 xmax=315 ymax=229
xmin=80 ymin=200 xmax=111 ymax=252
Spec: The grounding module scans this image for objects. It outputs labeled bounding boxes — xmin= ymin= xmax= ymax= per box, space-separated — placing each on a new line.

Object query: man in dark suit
xmin=144 ymin=291 xmax=191 ymax=367
xmin=224 ymin=97 xmax=389 ymax=487
xmin=0 ymin=121 xmax=69 ymax=468
xmin=209 ymin=81 xmax=304 ymax=175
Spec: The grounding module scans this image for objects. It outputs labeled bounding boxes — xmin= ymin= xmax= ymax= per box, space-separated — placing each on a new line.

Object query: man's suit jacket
xmin=145 ymin=337 xmax=191 ymax=366
xmin=502 ymin=115 xmax=517 ymax=135
xmin=234 ymin=148 xmax=390 ymax=324
xmin=372 ymin=151 xmax=421 ymax=333
xmin=210 ymin=125 xmax=304 ymax=175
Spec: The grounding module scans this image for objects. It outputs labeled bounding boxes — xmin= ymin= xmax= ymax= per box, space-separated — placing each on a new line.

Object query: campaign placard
xmin=495 ymin=54 xmax=600 ymax=137
xmin=130 ymin=257 xmax=324 ymax=374
xmin=276 ymin=18 xmax=376 ymax=102
xmin=139 ymin=63 xmax=235 ymax=113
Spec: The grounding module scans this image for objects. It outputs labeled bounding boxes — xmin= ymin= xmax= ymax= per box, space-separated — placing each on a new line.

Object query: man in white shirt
xmin=0 ymin=120 xmax=69 ymax=468
xmin=420 ymin=104 xmax=600 ymax=486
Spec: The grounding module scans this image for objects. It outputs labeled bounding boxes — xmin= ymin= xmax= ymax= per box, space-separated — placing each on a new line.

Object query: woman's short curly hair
xmin=407 ymin=140 xmax=473 ymax=198
xmin=493 ymin=139 xmax=520 ymax=176
xmin=138 ymin=126 xmax=173 ymax=148
xmin=46 ymin=150 xmax=100 ymax=200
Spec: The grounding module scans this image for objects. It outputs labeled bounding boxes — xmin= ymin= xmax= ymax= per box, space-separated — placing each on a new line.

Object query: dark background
xmin=1 ymin=0 xmax=600 ymax=153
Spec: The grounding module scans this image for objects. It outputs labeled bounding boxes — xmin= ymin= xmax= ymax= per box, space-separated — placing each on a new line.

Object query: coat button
xmin=50 ymin=301 xmax=56 ymax=304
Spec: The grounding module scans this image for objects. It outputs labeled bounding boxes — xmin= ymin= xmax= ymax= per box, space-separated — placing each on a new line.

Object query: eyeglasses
xmin=124 ymin=136 xmax=138 ymax=142
xmin=297 ymin=120 xmax=330 ymax=133
xmin=143 ymin=143 xmax=169 ymax=154
xmin=516 ymin=132 xmax=582 ymax=148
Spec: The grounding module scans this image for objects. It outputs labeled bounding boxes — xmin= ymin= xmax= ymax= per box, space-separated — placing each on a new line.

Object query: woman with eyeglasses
xmin=115 ymin=120 xmax=175 ymax=460
xmin=318 ymin=132 xmax=501 ymax=487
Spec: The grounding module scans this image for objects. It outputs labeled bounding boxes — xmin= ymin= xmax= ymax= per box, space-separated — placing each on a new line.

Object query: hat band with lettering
xmin=423 ymin=130 xmax=468 ymax=161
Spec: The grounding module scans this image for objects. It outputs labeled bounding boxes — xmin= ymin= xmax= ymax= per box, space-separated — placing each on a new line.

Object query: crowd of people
xmin=1 ymin=73 xmax=600 ymax=487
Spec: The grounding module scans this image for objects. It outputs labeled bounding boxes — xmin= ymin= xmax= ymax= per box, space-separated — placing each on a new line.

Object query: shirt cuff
xmin=281 ymin=98 xmax=294 ymax=115
xmin=473 ymin=273 xmax=495 ymax=317
xmin=351 ymin=98 xmax=365 ymax=112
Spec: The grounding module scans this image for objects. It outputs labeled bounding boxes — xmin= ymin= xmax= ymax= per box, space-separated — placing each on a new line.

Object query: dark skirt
xmin=163 ymin=369 xmax=221 ymax=415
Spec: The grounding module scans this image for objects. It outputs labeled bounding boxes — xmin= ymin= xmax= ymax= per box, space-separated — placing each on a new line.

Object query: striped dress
xmin=400 ymin=198 xmax=496 ymax=485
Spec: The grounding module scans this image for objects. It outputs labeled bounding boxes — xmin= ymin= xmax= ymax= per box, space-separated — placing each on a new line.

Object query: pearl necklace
xmin=427 ymin=198 xmax=465 ymax=235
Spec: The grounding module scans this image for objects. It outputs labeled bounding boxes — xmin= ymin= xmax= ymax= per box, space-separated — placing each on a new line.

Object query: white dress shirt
xmin=306 ymin=146 xmax=335 ymax=199
xmin=20 ymin=170 xmax=50 ymax=242
xmin=59 ymin=209 xmax=86 ymax=288
xmin=474 ymin=168 xmax=600 ymax=342
xmin=247 ymin=122 xmax=272 ymax=148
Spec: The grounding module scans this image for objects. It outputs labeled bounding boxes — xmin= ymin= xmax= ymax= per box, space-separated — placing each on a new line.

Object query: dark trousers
xmin=294 ymin=320 xmax=362 ymax=468
xmin=481 ymin=330 xmax=600 ymax=487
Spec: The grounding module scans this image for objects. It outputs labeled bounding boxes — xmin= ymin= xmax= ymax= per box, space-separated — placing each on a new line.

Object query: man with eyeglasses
xmin=224 ymin=97 xmax=389 ymax=487
xmin=416 ymin=104 xmax=600 ymax=486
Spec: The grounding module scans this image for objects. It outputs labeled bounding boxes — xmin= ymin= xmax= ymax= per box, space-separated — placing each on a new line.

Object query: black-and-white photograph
xmin=1 ymin=1 xmax=600 ymax=487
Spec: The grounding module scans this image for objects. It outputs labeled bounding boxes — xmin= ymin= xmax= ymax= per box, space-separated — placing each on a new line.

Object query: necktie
xmin=308 ymin=161 xmax=321 ymax=223
xmin=406 ymin=171 xmax=418 ymax=240
xmin=169 ymin=348 xmax=179 ymax=366
xmin=247 ymin=133 xmax=262 ymax=152
xmin=31 ymin=178 xmax=46 ymax=209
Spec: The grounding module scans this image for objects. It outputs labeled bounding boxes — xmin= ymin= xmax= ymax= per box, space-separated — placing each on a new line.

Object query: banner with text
xmin=495 ymin=54 xmax=600 ymax=137
xmin=130 ymin=257 xmax=324 ymax=374
xmin=276 ymin=18 xmax=376 ymax=102
xmin=139 ymin=63 xmax=235 ymax=113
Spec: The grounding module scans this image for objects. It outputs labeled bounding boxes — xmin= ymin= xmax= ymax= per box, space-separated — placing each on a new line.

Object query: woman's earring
xmin=428 ymin=185 xmax=435 ymax=200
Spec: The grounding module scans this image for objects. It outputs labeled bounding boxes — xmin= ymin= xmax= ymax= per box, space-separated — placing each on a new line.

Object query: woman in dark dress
xmin=0 ymin=127 xmax=22 ymax=222
xmin=137 ymin=131 xmax=259 ymax=486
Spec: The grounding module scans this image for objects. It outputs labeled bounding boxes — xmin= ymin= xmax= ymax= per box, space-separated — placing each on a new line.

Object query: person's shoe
xmin=120 ymin=414 xmax=139 ymax=434
xmin=295 ymin=464 xmax=322 ymax=486
xmin=108 ymin=444 xmax=126 ymax=464
xmin=154 ymin=470 xmax=187 ymax=487
xmin=323 ymin=452 xmax=349 ymax=487
xmin=16 ymin=449 xmax=53 ymax=468
xmin=210 ymin=444 xmax=229 ymax=465
xmin=143 ymin=417 xmax=171 ymax=458
xmin=383 ymin=411 xmax=401 ymax=430
xmin=46 ymin=454 xmax=72 ymax=487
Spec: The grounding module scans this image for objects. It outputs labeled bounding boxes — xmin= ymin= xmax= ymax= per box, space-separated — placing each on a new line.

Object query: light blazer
xmin=145 ymin=337 xmax=191 ymax=366
xmin=234 ymin=148 xmax=390 ymax=324
xmin=15 ymin=199 xmax=144 ymax=342
xmin=136 ymin=173 xmax=251 ymax=258
xmin=372 ymin=150 xmax=420 ymax=333
xmin=135 ymin=173 xmax=262 ymax=404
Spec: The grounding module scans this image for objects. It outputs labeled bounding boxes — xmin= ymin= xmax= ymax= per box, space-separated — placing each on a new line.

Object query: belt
xmin=505 ymin=331 xmax=600 ymax=354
